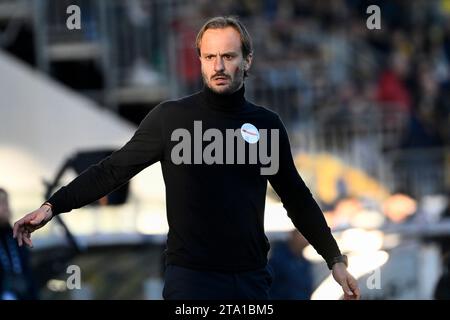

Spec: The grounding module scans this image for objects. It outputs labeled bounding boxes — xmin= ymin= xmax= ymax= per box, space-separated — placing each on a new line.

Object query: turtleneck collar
xmin=200 ymin=84 xmax=247 ymax=112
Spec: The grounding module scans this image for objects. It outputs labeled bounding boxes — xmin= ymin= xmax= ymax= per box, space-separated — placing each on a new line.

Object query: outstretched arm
xmin=14 ymin=104 xmax=165 ymax=247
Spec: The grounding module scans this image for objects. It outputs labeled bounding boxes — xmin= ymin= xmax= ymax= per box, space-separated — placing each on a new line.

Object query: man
xmin=13 ymin=16 xmax=360 ymax=300
xmin=0 ymin=188 xmax=37 ymax=300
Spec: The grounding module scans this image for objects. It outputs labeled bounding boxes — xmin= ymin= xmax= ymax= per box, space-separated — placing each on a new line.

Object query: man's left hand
xmin=332 ymin=262 xmax=361 ymax=300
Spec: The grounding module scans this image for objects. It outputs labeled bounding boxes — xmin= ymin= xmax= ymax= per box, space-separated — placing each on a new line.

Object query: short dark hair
xmin=196 ymin=16 xmax=253 ymax=77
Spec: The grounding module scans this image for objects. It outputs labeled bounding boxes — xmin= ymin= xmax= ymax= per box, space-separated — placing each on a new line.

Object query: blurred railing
xmin=32 ymin=0 xmax=103 ymax=67
xmin=288 ymin=108 xmax=447 ymax=198
xmin=385 ymin=147 xmax=449 ymax=198
xmin=31 ymin=0 xmax=192 ymax=108
xmin=246 ymin=64 xmax=312 ymax=127
xmin=101 ymin=0 xmax=176 ymax=108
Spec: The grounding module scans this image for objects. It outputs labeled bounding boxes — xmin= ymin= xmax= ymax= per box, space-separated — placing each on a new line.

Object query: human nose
xmin=214 ymin=56 xmax=225 ymax=73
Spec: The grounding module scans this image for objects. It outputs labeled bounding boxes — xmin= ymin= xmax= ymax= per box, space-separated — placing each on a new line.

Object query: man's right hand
xmin=13 ymin=204 xmax=53 ymax=248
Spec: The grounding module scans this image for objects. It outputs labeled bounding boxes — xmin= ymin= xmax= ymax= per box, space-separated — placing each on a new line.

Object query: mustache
xmin=211 ymin=73 xmax=230 ymax=80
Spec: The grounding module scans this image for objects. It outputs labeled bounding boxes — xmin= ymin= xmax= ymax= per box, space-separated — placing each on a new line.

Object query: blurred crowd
xmin=195 ymin=0 xmax=450 ymax=149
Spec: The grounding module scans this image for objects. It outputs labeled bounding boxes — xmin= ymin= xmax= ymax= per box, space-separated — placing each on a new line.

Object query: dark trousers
xmin=162 ymin=264 xmax=273 ymax=300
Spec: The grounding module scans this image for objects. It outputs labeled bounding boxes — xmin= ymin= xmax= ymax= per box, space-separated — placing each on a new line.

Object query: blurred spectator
xmin=268 ymin=230 xmax=313 ymax=300
xmin=0 ymin=188 xmax=37 ymax=300
xmin=375 ymin=51 xmax=412 ymax=115
xmin=171 ymin=10 xmax=202 ymax=93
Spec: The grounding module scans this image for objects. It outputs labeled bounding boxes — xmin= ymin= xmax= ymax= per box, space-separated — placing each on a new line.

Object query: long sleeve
xmin=268 ymin=115 xmax=341 ymax=266
xmin=47 ymin=104 xmax=165 ymax=215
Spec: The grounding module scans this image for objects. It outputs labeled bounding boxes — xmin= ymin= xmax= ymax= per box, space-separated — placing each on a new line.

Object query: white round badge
xmin=240 ymin=123 xmax=260 ymax=144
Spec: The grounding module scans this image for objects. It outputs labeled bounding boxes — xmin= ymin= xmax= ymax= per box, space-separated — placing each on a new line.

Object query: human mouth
xmin=213 ymin=75 xmax=229 ymax=80
xmin=213 ymin=76 xmax=229 ymax=84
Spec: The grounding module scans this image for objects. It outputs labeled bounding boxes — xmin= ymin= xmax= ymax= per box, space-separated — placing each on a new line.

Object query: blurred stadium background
xmin=0 ymin=0 xmax=450 ymax=299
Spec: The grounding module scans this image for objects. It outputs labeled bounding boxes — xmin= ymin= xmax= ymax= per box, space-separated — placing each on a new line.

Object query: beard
xmin=202 ymin=67 xmax=244 ymax=95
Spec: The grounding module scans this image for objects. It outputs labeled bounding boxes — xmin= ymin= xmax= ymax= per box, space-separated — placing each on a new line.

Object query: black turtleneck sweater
xmin=47 ymin=85 xmax=341 ymax=272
